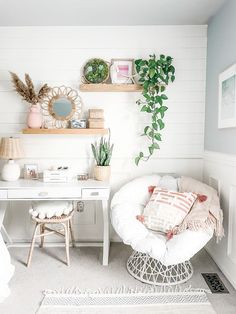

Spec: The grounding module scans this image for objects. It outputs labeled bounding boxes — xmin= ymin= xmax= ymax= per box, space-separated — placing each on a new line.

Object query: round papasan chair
xmin=110 ymin=175 xmax=214 ymax=286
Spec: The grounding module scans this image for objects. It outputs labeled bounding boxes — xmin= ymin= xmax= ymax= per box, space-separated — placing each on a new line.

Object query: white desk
xmin=0 ymin=179 xmax=110 ymax=266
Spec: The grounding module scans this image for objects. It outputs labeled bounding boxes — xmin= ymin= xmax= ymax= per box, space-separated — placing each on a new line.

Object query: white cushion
xmin=143 ymin=188 xmax=197 ymax=233
xmin=29 ymin=201 xmax=73 ymax=219
xmin=111 ymin=174 xmax=213 ymax=266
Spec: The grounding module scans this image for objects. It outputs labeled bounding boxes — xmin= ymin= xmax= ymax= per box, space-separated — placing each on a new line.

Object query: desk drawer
xmin=0 ymin=190 xmax=7 ymax=199
xmin=82 ymin=188 xmax=109 ymax=199
xmin=8 ymin=187 xmax=81 ymax=199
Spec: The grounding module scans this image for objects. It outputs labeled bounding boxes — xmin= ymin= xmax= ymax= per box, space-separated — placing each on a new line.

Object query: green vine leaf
xmin=134 ymin=53 xmax=175 ymax=165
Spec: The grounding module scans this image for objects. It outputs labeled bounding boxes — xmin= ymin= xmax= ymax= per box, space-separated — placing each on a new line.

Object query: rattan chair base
xmin=127 ymin=251 xmax=193 ymax=286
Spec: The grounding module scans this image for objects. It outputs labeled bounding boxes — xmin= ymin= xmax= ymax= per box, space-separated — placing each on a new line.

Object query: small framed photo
xmin=110 ymin=59 xmax=134 ymax=84
xmin=218 ymin=64 xmax=236 ymax=128
xmin=24 ymin=164 xmax=39 ymax=180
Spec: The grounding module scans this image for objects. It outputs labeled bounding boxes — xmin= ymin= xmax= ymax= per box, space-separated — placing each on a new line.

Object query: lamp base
xmin=1 ymin=160 xmax=21 ymax=181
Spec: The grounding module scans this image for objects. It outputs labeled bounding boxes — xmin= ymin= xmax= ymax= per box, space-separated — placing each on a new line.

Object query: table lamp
xmin=0 ymin=137 xmax=24 ymax=181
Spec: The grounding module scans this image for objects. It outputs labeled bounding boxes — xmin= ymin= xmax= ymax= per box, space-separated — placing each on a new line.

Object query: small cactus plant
xmin=91 ymin=136 xmax=114 ymax=166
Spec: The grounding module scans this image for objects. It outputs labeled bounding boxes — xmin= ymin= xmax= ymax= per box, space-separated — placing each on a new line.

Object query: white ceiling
xmin=0 ymin=0 xmax=228 ymax=26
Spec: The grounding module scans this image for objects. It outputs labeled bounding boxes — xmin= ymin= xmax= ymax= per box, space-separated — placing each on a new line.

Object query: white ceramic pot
xmin=1 ymin=160 xmax=21 ymax=181
xmin=94 ymin=166 xmax=110 ymax=181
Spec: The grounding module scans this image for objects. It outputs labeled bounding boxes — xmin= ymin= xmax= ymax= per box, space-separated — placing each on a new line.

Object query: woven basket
xmin=94 ymin=166 xmax=110 ymax=181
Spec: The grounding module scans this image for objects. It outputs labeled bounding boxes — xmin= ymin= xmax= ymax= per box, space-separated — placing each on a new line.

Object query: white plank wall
xmin=203 ymin=151 xmax=236 ymax=288
xmin=0 ymin=26 xmax=207 ymax=241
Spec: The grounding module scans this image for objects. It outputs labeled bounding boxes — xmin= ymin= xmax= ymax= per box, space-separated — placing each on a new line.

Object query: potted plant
xmin=134 ymin=54 xmax=175 ymax=165
xmin=91 ymin=136 xmax=114 ymax=181
xmin=10 ymin=72 xmax=50 ymax=129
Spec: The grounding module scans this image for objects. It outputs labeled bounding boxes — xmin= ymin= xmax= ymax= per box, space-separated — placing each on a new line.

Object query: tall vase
xmin=27 ymin=104 xmax=42 ymax=129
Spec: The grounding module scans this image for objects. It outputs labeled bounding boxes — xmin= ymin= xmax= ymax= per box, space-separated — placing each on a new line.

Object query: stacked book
xmin=88 ymin=109 xmax=104 ymax=129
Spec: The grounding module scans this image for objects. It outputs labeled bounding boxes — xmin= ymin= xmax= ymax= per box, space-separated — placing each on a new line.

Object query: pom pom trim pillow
xmin=143 ymin=187 xmax=197 ymax=233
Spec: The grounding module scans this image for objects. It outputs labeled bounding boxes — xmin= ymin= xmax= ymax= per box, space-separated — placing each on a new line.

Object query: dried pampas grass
xmin=10 ymin=72 xmax=51 ymax=105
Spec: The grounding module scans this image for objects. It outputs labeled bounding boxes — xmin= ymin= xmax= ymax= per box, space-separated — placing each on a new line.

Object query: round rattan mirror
xmin=41 ymin=86 xmax=82 ymax=128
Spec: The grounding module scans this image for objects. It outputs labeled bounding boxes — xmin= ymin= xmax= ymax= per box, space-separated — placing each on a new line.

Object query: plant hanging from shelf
xmin=134 ymin=54 xmax=175 ymax=165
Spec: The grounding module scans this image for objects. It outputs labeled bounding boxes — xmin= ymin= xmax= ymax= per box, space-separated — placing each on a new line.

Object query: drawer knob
xmin=38 ymin=191 xmax=48 ymax=196
xmin=91 ymin=191 xmax=99 ymax=196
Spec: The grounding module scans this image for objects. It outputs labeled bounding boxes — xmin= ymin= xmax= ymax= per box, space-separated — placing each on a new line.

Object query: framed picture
xmin=110 ymin=59 xmax=134 ymax=84
xmin=218 ymin=64 xmax=236 ymax=128
xmin=24 ymin=164 xmax=39 ymax=180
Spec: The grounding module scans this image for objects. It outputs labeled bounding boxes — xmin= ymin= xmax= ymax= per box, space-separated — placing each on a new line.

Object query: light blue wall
xmin=205 ymin=0 xmax=236 ymax=154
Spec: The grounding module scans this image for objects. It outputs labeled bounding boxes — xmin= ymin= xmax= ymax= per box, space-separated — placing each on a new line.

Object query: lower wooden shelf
xmin=22 ymin=128 xmax=108 ymax=135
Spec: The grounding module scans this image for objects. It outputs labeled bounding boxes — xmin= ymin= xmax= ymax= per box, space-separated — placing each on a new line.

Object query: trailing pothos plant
xmin=134 ymin=54 xmax=175 ymax=165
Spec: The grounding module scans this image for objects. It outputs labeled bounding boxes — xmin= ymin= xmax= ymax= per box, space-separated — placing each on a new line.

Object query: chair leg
xmin=27 ymin=222 xmax=40 ymax=267
xmin=69 ymin=219 xmax=75 ymax=248
xmin=40 ymin=223 xmax=45 ymax=248
xmin=62 ymin=222 xmax=70 ymax=266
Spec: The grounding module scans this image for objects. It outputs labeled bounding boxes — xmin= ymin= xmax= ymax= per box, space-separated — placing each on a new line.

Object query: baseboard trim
xmin=205 ymin=247 xmax=236 ymax=289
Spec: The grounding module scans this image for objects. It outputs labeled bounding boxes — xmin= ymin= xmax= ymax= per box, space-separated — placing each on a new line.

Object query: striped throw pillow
xmin=143 ymin=187 xmax=197 ymax=233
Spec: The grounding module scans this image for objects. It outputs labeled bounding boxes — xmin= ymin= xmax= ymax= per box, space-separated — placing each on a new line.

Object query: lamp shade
xmin=0 ymin=137 xmax=24 ymax=159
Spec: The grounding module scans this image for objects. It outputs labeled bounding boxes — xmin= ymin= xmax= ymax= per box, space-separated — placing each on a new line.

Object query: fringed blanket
xmin=174 ymin=177 xmax=224 ymax=241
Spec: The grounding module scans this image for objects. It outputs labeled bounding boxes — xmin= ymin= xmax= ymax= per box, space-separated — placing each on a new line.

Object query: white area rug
xmin=37 ymin=289 xmax=216 ymax=314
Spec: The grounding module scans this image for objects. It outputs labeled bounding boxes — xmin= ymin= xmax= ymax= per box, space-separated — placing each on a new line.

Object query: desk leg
xmin=102 ymin=199 xmax=110 ymax=266
xmin=0 ymin=201 xmax=12 ymax=244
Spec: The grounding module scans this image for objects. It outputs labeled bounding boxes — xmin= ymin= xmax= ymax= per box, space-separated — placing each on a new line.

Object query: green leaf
xmin=157 ymin=97 xmax=163 ymax=106
xmin=135 ymin=156 xmax=140 ymax=166
xmin=154 ymin=133 xmax=162 ymax=141
xmin=157 ymin=119 xmax=165 ymax=130
xmin=152 ymin=143 xmax=160 ymax=149
xmin=171 ymin=75 xmax=175 ymax=82
xmin=139 ymin=152 xmax=144 ymax=158
xmin=161 ymin=94 xmax=168 ymax=100
xmin=144 ymin=126 xmax=150 ymax=134
xmin=141 ymin=105 xmax=148 ymax=112
xmin=148 ymin=130 xmax=154 ymax=137
xmin=149 ymin=68 xmax=155 ymax=78
xmin=152 ymin=123 xmax=158 ymax=131
xmin=160 ymin=85 xmax=165 ymax=92
xmin=159 ymin=106 xmax=168 ymax=118
xmin=149 ymin=146 xmax=154 ymax=155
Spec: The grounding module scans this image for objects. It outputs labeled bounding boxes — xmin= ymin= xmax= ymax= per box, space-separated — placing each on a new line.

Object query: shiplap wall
xmin=203 ymin=151 xmax=236 ymax=288
xmin=0 ymin=26 xmax=207 ymax=242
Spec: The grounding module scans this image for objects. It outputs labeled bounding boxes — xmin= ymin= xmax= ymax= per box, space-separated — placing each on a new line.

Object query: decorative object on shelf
xmin=41 ymin=86 xmax=83 ymax=129
xmin=218 ymin=63 xmax=236 ymax=128
xmin=134 ymin=54 xmax=176 ymax=165
xmin=70 ymin=119 xmax=86 ymax=129
xmin=88 ymin=109 xmax=104 ymax=129
xmin=88 ymin=119 xmax=104 ymax=129
xmin=110 ymin=59 xmax=135 ymax=84
xmin=27 ymin=104 xmax=42 ymax=129
xmin=77 ymin=173 xmax=89 ymax=181
xmin=24 ymin=164 xmax=39 ymax=180
xmin=10 ymin=72 xmax=50 ymax=129
xmin=91 ymin=135 xmax=114 ymax=181
xmin=89 ymin=109 xmax=104 ymax=119
xmin=43 ymin=169 xmax=71 ymax=183
xmin=0 ymin=137 xmax=24 ymax=181
xmin=83 ymin=58 xmax=110 ymax=84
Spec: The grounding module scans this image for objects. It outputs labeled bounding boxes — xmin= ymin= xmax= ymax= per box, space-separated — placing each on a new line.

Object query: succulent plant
xmin=91 ymin=136 xmax=114 ymax=166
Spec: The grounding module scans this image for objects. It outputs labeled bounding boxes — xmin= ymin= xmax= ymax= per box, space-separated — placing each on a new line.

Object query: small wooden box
xmin=89 ymin=109 xmax=104 ymax=119
xmin=88 ymin=119 xmax=104 ymax=129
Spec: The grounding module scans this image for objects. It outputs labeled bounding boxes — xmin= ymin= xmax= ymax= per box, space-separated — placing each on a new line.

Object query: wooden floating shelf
xmin=79 ymin=83 xmax=142 ymax=92
xmin=22 ymin=128 xmax=108 ymax=135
